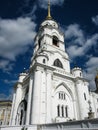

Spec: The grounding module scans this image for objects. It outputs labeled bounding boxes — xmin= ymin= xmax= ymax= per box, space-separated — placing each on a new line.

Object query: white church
xmin=9 ymin=1 xmax=98 ymax=127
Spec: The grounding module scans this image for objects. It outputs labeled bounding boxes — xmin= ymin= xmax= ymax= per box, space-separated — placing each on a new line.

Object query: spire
xmin=46 ymin=0 xmax=52 ymax=20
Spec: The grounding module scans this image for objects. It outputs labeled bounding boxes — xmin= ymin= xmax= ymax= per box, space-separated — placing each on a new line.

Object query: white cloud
xmin=64 ymin=23 xmax=98 ymax=90
xmin=4 ymin=79 xmax=17 ymax=85
xmin=86 ymin=57 xmax=98 ymax=68
xmin=0 ymin=60 xmax=14 ymax=72
xmin=64 ymin=24 xmax=98 ymax=60
xmin=65 ymin=24 xmax=85 ymax=45
xmin=38 ymin=0 xmax=64 ymax=9
xmin=83 ymin=57 xmax=98 ymax=90
xmin=0 ymin=60 xmax=9 ymax=69
xmin=0 ymin=17 xmax=36 ymax=70
xmin=92 ymin=15 xmax=98 ymax=26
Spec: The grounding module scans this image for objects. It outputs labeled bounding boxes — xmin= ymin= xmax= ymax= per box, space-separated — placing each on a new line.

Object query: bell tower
xmin=30 ymin=0 xmax=70 ymax=73
xmin=10 ymin=0 xmax=72 ymax=126
xmin=29 ymin=0 xmax=71 ymax=124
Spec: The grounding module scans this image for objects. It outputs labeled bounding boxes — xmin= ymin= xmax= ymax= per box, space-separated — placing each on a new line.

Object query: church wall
xmin=75 ymin=80 xmax=89 ymax=120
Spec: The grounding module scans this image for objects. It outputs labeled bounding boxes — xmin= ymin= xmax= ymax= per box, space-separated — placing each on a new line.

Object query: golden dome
xmin=95 ymin=74 xmax=98 ymax=79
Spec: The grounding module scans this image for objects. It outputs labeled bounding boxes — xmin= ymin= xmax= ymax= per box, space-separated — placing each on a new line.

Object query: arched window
xmin=16 ymin=100 xmax=27 ymax=125
xmin=53 ymin=59 xmax=63 ymax=68
xmin=53 ymin=36 xmax=59 ymax=47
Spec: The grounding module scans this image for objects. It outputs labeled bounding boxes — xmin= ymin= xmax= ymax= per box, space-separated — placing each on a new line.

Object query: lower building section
xmin=0 ymin=119 xmax=98 ymax=130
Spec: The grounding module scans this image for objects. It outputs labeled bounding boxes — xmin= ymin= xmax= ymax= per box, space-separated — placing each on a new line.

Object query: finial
xmin=46 ymin=0 xmax=52 ymax=20
xmin=73 ymin=62 xmax=78 ymax=68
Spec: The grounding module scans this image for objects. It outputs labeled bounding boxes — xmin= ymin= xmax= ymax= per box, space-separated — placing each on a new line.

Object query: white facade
xmin=10 ymin=17 xmax=98 ymax=126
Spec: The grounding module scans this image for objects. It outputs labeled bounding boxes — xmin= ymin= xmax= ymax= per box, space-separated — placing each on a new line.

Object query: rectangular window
xmin=65 ymin=106 xmax=68 ymax=117
xmin=59 ymin=93 xmax=61 ymax=99
xmin=57 ymin=105 xmax=60 ymax=117
xmin=61 ymin=93 xmax=63 ymax=99
xmin=62 ymin=106 xmax=64 ymax=117
xmin=64 ymin=94 xmax=66 ymax=100
xmin=84 ymin=93 xmax=86 ymax=100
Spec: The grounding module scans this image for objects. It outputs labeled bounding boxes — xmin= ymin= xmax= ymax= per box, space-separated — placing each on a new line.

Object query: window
xmin=1 ymin=109 xmax=5 ymax=120
xmin=20 ymin=109 xmax=23 ymax=125
xmin=61 ymin=106 xmax=64 ymax=117
xmin=53 ymin=59 xmax=63 ymax=68
xmin=58 ymin=92 xmax=66 ymax=100
xmin=64 ymin=94 xmax=66 ymax=100
xmin=57 ymin=105 xmax=68 ymax=118
xmin=65 ymin=106 xmax=68 ymax=117
xmin=57 ymin=105 xmax=60 ymax=117
xmin=43 ymin=59 xmax=45 ymax=63
xmin=38 ymin=38 xmax=41 ymax=48
xmin=84 ymin=93 xmax=86 ymax=100
xmin=0 ymin=121 xmax=2 ymax=125
xmin=58 ymin=93 xmax=61 ymax=99
xmin=61 ymin=93 xmax=63 ymax=99
xmin=53 ymin=36 xmax=59 ymax=47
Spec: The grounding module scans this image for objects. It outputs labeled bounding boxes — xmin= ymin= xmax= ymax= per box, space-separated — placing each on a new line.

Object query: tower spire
xmin=46 ymin=0 xmax=52 ymax=20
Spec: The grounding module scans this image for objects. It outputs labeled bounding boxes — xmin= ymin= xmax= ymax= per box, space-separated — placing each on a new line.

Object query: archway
xmin=16 ymin=100 xmax=27 ymax=125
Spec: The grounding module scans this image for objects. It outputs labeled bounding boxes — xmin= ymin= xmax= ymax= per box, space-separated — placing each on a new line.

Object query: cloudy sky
xmin=0 ymin=0 xmax=98 ymax=100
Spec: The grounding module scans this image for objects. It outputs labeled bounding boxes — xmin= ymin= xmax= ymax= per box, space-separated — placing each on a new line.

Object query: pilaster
xmin=11 ymin=84 xmax=22 ymax=125
xmin=46 ymin=70 xmax=52 ymax=123
xmin=9 ymin=93 xmax=16 ymax=125
xmin=26 ymin=74 xmax=34 ymax=125
xmin=31 ymin=70 xmax=42 ymax=124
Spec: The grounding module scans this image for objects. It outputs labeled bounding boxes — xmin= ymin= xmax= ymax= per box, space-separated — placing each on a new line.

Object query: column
xmin=31 ymin=70 xmax=42 ymax=124
xmin=26 ymin=74 xmax=33 ymax=125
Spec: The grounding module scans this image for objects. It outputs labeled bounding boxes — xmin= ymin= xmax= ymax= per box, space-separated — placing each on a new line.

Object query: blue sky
xmin=0 ymin=0 xmax=98 ymax=100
